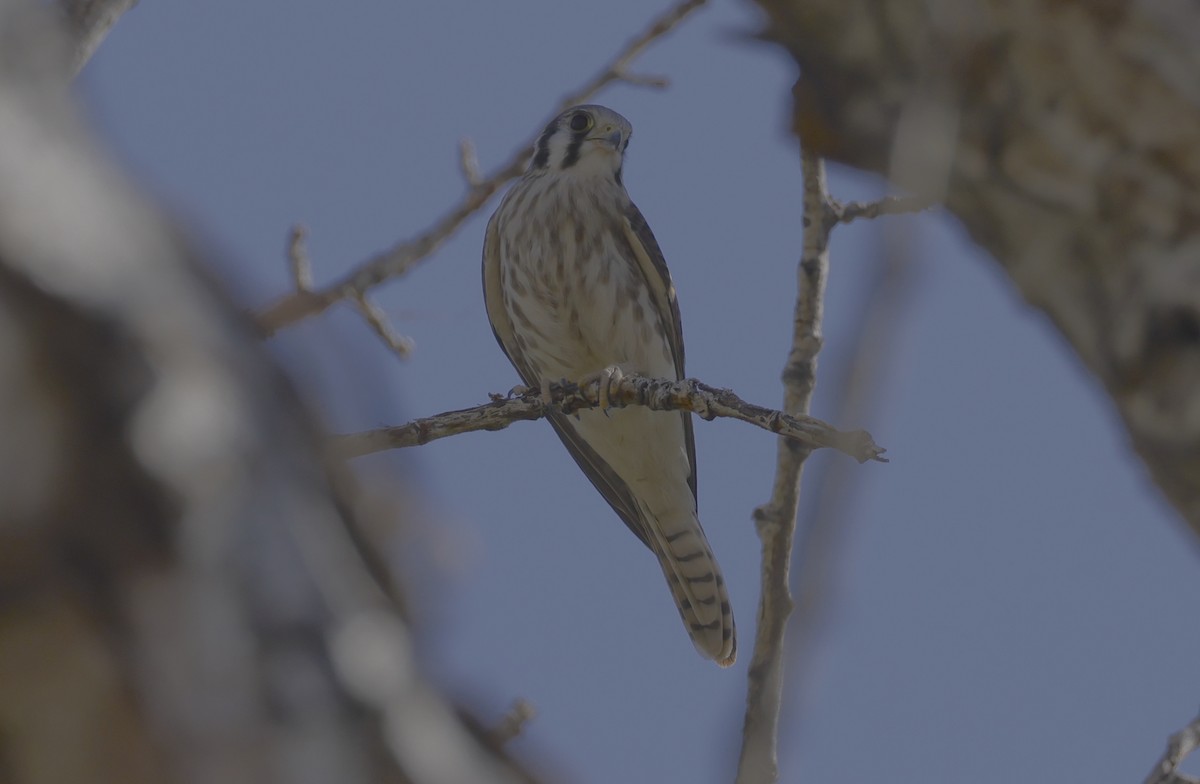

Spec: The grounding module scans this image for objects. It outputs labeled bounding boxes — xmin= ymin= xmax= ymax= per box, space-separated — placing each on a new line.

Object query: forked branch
xmin=735 ymin=148 xmax=834 ymax=784
xmin=257 ymin=0 xmax=709 ymax=338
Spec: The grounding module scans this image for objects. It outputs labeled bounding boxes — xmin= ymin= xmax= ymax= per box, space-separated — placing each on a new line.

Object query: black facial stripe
xmin=531 ymin=121 xmax=556 ymax=170
xmin=561 ymin=136 xmax=584 ymax=169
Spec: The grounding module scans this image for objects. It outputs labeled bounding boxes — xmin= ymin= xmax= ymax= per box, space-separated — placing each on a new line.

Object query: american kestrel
xmin=482 ymin=104 xmax=735 ymax=665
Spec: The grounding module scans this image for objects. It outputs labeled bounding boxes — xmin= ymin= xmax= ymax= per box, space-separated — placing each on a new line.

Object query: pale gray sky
xmin=80 ymin=2 xmax=1200 ymax=782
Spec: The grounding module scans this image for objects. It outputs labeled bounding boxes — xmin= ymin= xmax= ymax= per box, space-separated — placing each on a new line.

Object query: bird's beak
xmin=589 ymin=129 xmax=624 ymax=151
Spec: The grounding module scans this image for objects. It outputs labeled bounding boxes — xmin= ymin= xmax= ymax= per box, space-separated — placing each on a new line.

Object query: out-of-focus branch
xmin=286 ymin=224 xmax=313 ymax=292
xmin=488 ymin=700 xmax=537 ymax=748
xmin=834 ymin=193 xmax=932 ymax=225
xmin=735 ymin=148 xmax=834 ymax=784
xmin=1145 ymin=712 xmax=1200 ymax=784
xmin=352 ymin=291 xmax=414 ymax=359
xmin=755 ymin=0 xmax=1200 ymax=542
xmin=58 ymin=0 xmax=137 ymax=74
xmin=332 ymin=373 xmax=886 ymax=464
xmin=257 ymin=0 xmax=708 ymax=337
xmin=0 ymin=4 xmax=547 ymax=781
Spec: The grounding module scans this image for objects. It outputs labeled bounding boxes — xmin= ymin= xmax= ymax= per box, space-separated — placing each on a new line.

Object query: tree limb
xmin=331 ymin=373 xmax=886 ymax=464
xmin=0 ymin=5 xmax=545 ymax=781
xmin=753 ymin=0 xmax=1200 ymax=539
xmin=785 ymin=201 xmax=924 ymax=731
xmin=257 ymin=0 xmax=709 ymax=337
xmin=1146 ymin=712 xmax=1200 ymax=784
xmin=735 ymin=148 xmax=835 ymax=784
xmin=752 ymin=3 xmax=1200 ymax=774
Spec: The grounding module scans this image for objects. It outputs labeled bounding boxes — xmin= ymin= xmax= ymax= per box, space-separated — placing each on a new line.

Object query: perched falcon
xmin=482 ymin=104 xmax=735 ymax=665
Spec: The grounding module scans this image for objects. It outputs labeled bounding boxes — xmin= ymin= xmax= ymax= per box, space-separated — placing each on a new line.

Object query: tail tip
xmin=702 ymin=635 xmax=736 ymax=667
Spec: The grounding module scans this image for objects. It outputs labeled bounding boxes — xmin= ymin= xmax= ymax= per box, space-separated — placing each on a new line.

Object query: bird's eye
xmin=568 ymin=113 xmax=593 ymax=132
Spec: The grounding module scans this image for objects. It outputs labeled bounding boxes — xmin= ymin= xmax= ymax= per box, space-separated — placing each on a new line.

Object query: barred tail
xmin=645 ymin=508 xmax=736 ymax=666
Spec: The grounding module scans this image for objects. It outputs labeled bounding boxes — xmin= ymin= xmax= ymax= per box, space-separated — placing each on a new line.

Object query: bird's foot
xmin=580 ymin=365 xmax=625 ymax=416
xmin=539 ymin=377 xmax=554 ymax=407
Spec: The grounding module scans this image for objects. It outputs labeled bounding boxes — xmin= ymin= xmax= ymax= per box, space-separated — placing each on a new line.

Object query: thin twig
xmin=287 ymin=224 xmax=313 ymax=292
xmin=330 ymin=373 xmax=886 ymax=464
xmin=488 ymin=699 xmax=537 ymax=748
xmin=735 ymin=148 xmax=834 ymax=784
xmin=352 ymin=293 xmax=414 ymax=359
xmin=1146 ymin=712 xmax=1200 ymax=784
xmin=834 ymin=193 xmax=933 ymax=224
xmin=458 ymin=138 xmax=483 ymax=188
xmin=257 ymin=0 xmax=709 ymax=336
xmin=615 ymin=71 xmax=670 ymax=89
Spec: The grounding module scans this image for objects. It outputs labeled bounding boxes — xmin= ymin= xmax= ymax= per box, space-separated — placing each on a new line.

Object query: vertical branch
xmin=785 ymin=214 xmax=921 ymax=704
xmin=735 ymin=148 xmax=834 ymax=784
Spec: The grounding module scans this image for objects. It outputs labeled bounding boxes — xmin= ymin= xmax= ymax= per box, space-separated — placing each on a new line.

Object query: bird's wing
xmin=482 ymin=208 xmax=654 ymax=548
xmin=481 ymin=211 xmax=523 ymax=371
xmin=621 ymin=201 xmax=698 ymax=505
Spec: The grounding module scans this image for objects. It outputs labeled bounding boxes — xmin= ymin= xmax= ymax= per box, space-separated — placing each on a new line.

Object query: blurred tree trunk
xmin=0 ymin=3 xmax=533 ymax=782
xmin=752 ymin=0 xmax=1200 ymax=538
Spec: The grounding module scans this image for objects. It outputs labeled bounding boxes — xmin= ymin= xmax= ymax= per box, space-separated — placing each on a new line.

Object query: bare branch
xmin=256 ymin=0 xmax=709 ymax=336
xmin=736 ymin=148 xmax=835 ymax=784
xmin=458 ymin=137 xmax=483 ymax=188
xmin=785 ymin=200 xmax=922 ymax=724
xmin=613 ymin=70 xmax=670 ymax=89
xmin=833 ymin=193 xmax=933 ymax=225
xmin=59 ymin=0 xmax=137 ymax=74
xmin=564 ymin=0 xmax=705 ymax=102
xmin=287 ymin=224 xmax=313 ymax=292
xmin=352 ymin=292 xmax=414 ymax=359
xmin=488 ymin=699 xmax=537 ymax=748
xmin=330 ymin=373 xmax=886 ymax=464
xmin=1146 ymin=712 xmax=1200 ymax=784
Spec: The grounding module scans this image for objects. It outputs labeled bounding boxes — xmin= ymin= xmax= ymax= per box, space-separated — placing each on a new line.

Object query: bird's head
xmin=529 ymin=104 xmax=632 ymax=182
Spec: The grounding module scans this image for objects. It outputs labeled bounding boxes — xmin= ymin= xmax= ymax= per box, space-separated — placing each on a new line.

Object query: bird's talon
xmin=582 ymin=365 xmax=624 ymax=414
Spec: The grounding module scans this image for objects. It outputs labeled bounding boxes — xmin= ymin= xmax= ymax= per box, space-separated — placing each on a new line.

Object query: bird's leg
xmin=539 ymin=377 xmax=554 ymax=407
